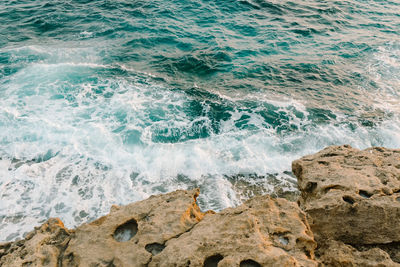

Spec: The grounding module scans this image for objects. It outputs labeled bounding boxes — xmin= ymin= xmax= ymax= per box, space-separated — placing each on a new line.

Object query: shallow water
xmin=0 ymin=0 xmax=399 ymax=241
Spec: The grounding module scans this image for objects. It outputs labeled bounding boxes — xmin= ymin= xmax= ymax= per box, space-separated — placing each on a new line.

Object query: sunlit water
xmin=0 ymin=0 xmax=399 ymax=241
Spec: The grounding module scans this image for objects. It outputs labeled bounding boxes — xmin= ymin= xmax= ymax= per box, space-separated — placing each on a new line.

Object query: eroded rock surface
xmin=0 ymin=218 xmax=70 ymax=266
xmin=316 ymin=240 xmax=399 ymax=267
xmin=150 ymin=195 xmax=317 ymax=267
xmin=0 ymin=190 xmax=317 ymax=266
xmin=293 ymin=145 xmax=400 ymax=265
xmin=293 ymin=145 xmax=400 ymax=244
xmin=3 ymin=144 xmax=400 ymax=266
xmin=62 ymin=188 xmax=205 ymax=266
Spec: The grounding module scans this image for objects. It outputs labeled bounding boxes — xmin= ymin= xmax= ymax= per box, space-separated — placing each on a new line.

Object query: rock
xmin=150 ymin=195 xmax=317 ymax=267
xmin=316 ymin=240 xmax=400 ymax=267
xmin=353 ymin=242 xmax=400 ymax=264
xmin=4 ymin=144 xmax=400 ymax=266
xmin=293 ymin=145 xmax=400 ymax=265
xmin=0 ymin=218 xmax=70 ymax=267
xmin=0 ymin=189 xmax=318 ymax=266
xmin=293 ymin=145 xmax=400 ymax=245
xmin=62 ymin=188 xmax=206 ymax=266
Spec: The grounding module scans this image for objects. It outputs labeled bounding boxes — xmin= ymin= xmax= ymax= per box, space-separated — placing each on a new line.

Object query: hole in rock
xmin=343 ymin=196 xmax=355 ymax=205
xmin=278 ymin=236 xmax=289 ymax=246
xmin=240 ymin=259 xmax=262 ymax=267
xmin=65 ymin=253 xmax=74 ymax=263
xmin=303 ymin=248 xmax=311 ymax=258
xmin=274 ymin=232 xmax=290 ymax=246
xmin=113 ymin=219 xmax=138 ymax=242
xmin=359 ymin=190 xmax=373 ymax=198
xmin=204 ymin=254 xmax=223 ymax=267
xmin=190 ymin=210 xmax=196 ymax=219
xmin=145 ymin=243 xmax=166 ymax=256
xmin=324 ymin=185 xmax=345 ymax=193
xmin=305 ymin=182 xmax=317 ymax=193
xmin=296 ymin=238 xmax=312 ymax=258
xmin=322 ymin=152 xmax=340 ymax=157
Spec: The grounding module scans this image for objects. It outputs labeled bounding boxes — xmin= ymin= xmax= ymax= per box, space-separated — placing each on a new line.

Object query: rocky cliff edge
xmin=1 ymin=145 xmax=400 ymax=266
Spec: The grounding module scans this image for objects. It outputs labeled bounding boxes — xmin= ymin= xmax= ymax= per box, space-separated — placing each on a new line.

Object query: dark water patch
xmin=249 ymin=0 xmax=285 ymax=15
xmin=157 ymin=50 xmax=233 ymax=77
xmin=292 ymin=28 xmax=323 ymax=37
xmin=306 ymin=108 xmax=337 ymax=123
xmin=124 ymin=36 xmax=180 ymax=50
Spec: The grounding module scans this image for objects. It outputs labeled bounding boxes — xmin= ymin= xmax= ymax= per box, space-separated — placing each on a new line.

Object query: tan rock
xmin=0 ymin=189 xmax=318 ymax=266
xmin=293 ymin=145 xmax=400 ymax=245
xmin=9 ymin=142 xmax=400 ymax=267
xmin=0 ymin=218 xmax=70 ymax=267
xmin=316 ymin=240 xmax=400 ymax=267
xmin=62 ymin=188 xmax=205 ymax=266
xmin=354 ymin=242 xmax=400 ymax=264
xmin=150 ymin=195 xmax=317 ymax=267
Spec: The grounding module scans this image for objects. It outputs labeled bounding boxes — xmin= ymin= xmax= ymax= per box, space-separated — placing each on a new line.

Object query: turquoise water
xmin=0 ymin=0 xmax=399 ymax=241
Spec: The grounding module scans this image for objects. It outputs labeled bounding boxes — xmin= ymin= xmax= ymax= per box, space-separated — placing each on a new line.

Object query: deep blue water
xmin=0 ymin=0 xmax=399 ymax=241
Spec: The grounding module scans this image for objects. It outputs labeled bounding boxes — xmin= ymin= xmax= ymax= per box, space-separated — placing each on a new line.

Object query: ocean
xmin=0 ymin=0 xmax=399 ymax=241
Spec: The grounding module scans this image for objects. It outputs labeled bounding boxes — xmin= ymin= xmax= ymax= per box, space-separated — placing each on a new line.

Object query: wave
xmin=1 ymin=44 xmax=400 ymax=241
xmin=1 ymin=0 xmax=400 ymax=241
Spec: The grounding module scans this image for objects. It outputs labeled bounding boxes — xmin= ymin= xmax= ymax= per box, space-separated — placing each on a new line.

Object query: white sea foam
xmin=1 ymin=43 xmax=400 ymax=241
xmin=368 ymin=42 xmax=400 ymax=100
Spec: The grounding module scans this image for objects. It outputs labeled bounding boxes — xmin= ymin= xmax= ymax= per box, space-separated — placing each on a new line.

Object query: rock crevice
xmin=294 ymin=145 xmax=400 ymax=266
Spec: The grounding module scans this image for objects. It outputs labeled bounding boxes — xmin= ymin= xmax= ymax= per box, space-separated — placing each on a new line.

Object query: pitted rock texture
xmin=0 ymin=190 xmax=317 ymax=266
xmin=3 ymin=145 xmax=400 ymax=266
xmin=293 ymin=145 xmax=400 ymax=266
xmin=316 ymin=240 xmax=400 ymax=267
xmin=150 ymin=195 xmax=317 ymax=267
xmin=62 ymin=188 xmax=206 ymax=266
xmin=0 ymin=218 xmax=70 ymax=267
xmin=293 ymin=145 xmax=400 ymax=245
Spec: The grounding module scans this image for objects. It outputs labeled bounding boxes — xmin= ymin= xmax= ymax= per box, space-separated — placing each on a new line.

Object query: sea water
xmin=0 ymin=0 xmax=399 ymax=241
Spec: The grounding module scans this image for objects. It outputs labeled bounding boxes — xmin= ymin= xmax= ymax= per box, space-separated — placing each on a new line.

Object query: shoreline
xmin=1 ymin=145 xmax=400 ymax=266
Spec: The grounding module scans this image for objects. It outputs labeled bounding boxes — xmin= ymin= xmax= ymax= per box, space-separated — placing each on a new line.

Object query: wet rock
xmin=149 ymin=195 xmax=317 ymax=267
xmin=0 ymin=218 xmax=70 ymax=267
xmin=293 ymin=145 xmax=400 ymax=245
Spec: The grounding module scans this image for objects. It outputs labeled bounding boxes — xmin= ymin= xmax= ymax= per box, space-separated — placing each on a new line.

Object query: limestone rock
xmin=0 ymin=218 xmax=70 ymax=267
xmin=293 ymin=145 xmax=400 ymax=245
xmin=353 ymin=242 xmax=400 ymax=264
xmin=62 ymin=188 xmax=205 ymax=266
xmin=0 ymin=189 xmax=318 ymax=266
xmin=7 ymin=143 xmax=400 ymax=267
xmin=150 ymin=195 xmax=317 ymax=267
xmin=316 ymin=240 xmax=400 ymax=267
